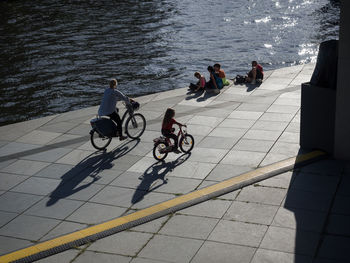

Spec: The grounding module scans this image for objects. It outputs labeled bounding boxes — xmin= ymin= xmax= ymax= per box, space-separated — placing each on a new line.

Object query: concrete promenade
xmin=0 ymin=63 xmax=349 ymax=262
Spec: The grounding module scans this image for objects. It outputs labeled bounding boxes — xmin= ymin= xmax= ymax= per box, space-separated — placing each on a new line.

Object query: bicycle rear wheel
xmin=125 ymin=113 xmax=146 ymax=139
xmin=90 ymin=129 xmax=112 ymax=150
xmin=179 ymin=134 xmax=194 ymax=153
xmin=153 ymin=141 xmax=168 ymax=160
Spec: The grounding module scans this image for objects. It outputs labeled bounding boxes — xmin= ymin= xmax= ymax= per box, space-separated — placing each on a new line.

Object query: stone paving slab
xmin=0 ymin=192 xmax=43 ymax=213
xmin=208 ymin=219 xmax=268 ymax=247
xmin=40 ymin=221 xmax=87 ymax=241
xmin=87 ymin=231 xmax=153 ymax=257
xmin=251 ymin=249 xmax=312 ymax=263
xmin=73 ymin=251 xmax=131 ymax=263
xmin=137 ymin=235 xmax=203 ymax=263
xmin=1 ymin=63 xmax=350 ymax=262
xmin=0 ymin=214 xmax=60 ymax=241
xmin=223 ymin=201 xmax=279 ymax=225
xmin=131 ymin=215 xmax=170 ymax=234
xmin=24 ymin=197 xmax=83 ymax=220
xmin=159 ymin=214 xmax=219 ymax=240
xmin=191 ymin=241 xmax=256 ymax=263
xmin=260 ymin=226 xmax=320 ymax=256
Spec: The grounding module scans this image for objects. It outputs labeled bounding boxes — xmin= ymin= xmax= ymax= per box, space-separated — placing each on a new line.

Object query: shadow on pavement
xmin=185 ymin=88 xmax=220 ymax=103
xmin=196 ymin=90 xmax=220 ymax=102
xmin=283 ymin=153 xmax=349 ymax=262
xmin=131 ymin=153 xmax=191 ymax=204
xmin=185 ymin=89 xmax=204 ymax=100
xmin=47 ymin=139 xmax=140 ymax=206
xmin=232 ymin=82 xmax=261 ymax=92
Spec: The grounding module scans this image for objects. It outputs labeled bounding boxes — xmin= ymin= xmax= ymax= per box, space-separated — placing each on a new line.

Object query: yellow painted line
xmin=0 ymin=150 xmax=326 ymax=263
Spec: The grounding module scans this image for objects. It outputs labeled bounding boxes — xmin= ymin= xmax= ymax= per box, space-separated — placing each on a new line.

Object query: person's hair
xmin=213 ymin=63 xmax=221 ymax=69
xmin=207 ymin=66 xmax=214 ymax=73
xmin=110 ymin=79 xmax=118 ymax=88
xmin=194 ymin=72 xmax=201 ymax=78
xmin=162 ymin=108 xmax=175 ymax=127
xmin=252 ymin=61 xmax=258 ymax=66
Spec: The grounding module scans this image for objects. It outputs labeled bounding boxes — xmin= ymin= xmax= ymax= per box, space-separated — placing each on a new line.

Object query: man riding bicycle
xmin=98 ymin=79 xmax=132 ymax=141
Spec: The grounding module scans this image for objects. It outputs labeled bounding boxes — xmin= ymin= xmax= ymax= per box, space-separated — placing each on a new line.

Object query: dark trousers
xmin=205 ymin=80 xmax=215 ymax=89
xmin=108 ymin=111 xmax=123 ymax=136
xmin=161 ymin=129 xmax=178 ymax=149
xmin=189 ymin=83 xmax=198 ymax=89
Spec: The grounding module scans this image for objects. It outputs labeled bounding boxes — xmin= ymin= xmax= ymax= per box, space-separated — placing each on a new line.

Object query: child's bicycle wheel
xmin=179 ymin=134 xmax=194 ymax=153
xmin=153 ymin=141 xmax=168 ymax=160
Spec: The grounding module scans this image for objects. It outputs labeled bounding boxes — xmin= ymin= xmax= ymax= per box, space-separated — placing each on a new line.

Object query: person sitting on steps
xmin=98 ymin=79 xmax=132 ymax=141
xmin=214 ymin=63 xmax=230 ymax=86
xmin=189 ymin=72 xmax=206 ymax=92
xmin=206 ymin=66 xmax=223 ymax=92
xmin=245 ymin=61 xmax=264 ymax=84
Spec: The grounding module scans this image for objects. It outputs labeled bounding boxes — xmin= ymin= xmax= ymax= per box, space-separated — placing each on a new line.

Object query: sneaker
xmin=173 ymin=149 xmax=181 ymax=154
xmin=119 ymin=136 xmax=127 ymax=141
xmin=165 ymin=146 xmax=173 ymax=151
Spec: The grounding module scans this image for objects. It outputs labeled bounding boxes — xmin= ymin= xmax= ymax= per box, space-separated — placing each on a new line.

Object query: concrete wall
xmin=334 ymin=0 xmax=350 ymax=160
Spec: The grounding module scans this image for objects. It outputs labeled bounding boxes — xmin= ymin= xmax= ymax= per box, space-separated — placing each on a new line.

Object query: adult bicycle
xmin=90 ymin=101 xmax=146 ymax=150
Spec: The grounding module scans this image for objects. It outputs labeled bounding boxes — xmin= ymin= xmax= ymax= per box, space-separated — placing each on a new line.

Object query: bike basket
xmin=131 ymin=101 xmax=140 ymax=111
xmin=90 ymin=118 xmax=116 ymax=137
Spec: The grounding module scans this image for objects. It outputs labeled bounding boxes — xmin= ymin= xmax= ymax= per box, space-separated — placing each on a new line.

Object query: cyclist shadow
xmin=131 ymin=153 xmax=191 ymax=205
xmin=47 ymin=139 xmax=140 ymax=206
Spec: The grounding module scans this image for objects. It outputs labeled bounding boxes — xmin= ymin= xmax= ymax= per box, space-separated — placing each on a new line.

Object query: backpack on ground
xmin=235 ymin=75 xmax=246 ymax=84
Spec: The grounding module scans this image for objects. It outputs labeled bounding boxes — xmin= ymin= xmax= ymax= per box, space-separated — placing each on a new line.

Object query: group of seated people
xmin=189 ymin=63 xmax=229 ymax=92
xmin=189 ymin=61 xmax=264 ymax=92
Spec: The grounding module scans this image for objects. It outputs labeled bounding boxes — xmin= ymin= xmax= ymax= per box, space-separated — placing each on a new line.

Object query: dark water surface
xmin=0 ymin=0 xmax=339 ymax=126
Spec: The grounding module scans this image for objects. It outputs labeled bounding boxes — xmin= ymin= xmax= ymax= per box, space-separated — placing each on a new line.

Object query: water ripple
xmin=0 ymin=0 xmax=340 ymax=125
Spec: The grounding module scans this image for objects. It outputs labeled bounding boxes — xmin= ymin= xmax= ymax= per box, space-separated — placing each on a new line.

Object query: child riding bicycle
xmin=161 ymin=108 xmax=185 ymax=154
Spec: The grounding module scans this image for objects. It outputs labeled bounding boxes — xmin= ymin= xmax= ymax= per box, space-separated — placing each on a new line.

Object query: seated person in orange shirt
xmin=214 ymin=63 xmax=230 ymax=86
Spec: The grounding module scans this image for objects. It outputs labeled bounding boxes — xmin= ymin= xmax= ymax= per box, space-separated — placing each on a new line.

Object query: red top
xmin=257 ymin=64 xmax=264 ymax=76
xmin=162 ymin=118 xmax=176 ymax=130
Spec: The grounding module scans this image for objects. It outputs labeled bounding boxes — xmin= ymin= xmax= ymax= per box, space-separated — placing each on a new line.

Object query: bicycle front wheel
xmin=179 ymin=134 xmax=194 ymax=153
xmin=90 ymin=129 xmax=112 ymax=150
xmin=125 ymin=113 xmax=146 ymax=139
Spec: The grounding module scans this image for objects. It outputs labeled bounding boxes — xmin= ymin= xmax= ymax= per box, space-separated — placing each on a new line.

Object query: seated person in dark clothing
xmin=189 ymin=72 xmax=206 ymax=91
xmin=206 ymin=66 xmax=223 ymax=91
xmin=214 ymin=63 xmax=230 ymax=86
xmin=246 ymin=61 xmax=264 ymax=84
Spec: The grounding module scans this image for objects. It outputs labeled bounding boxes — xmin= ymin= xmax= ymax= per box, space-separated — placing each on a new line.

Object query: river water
xmin=0 ymin=0 xmax=339 ymax=126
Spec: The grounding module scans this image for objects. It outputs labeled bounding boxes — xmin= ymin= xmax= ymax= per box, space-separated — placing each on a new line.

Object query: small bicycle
xmin=152 ymin=126 xmax=194 ymax=160
xmin=90 ymin=101 xmax=146 ymax=150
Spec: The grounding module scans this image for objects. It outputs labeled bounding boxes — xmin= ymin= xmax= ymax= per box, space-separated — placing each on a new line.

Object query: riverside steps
xmin=1 ymin=63 xmax=350 ymax=262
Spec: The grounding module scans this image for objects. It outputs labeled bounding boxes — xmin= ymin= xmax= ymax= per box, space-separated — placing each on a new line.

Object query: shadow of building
xmin=281 ymin=155 xmax=349 ymax=262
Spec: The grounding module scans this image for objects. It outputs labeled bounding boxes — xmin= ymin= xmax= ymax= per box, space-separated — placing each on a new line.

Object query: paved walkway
xmin=0 ymin=63 xmax=349 ymax=262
